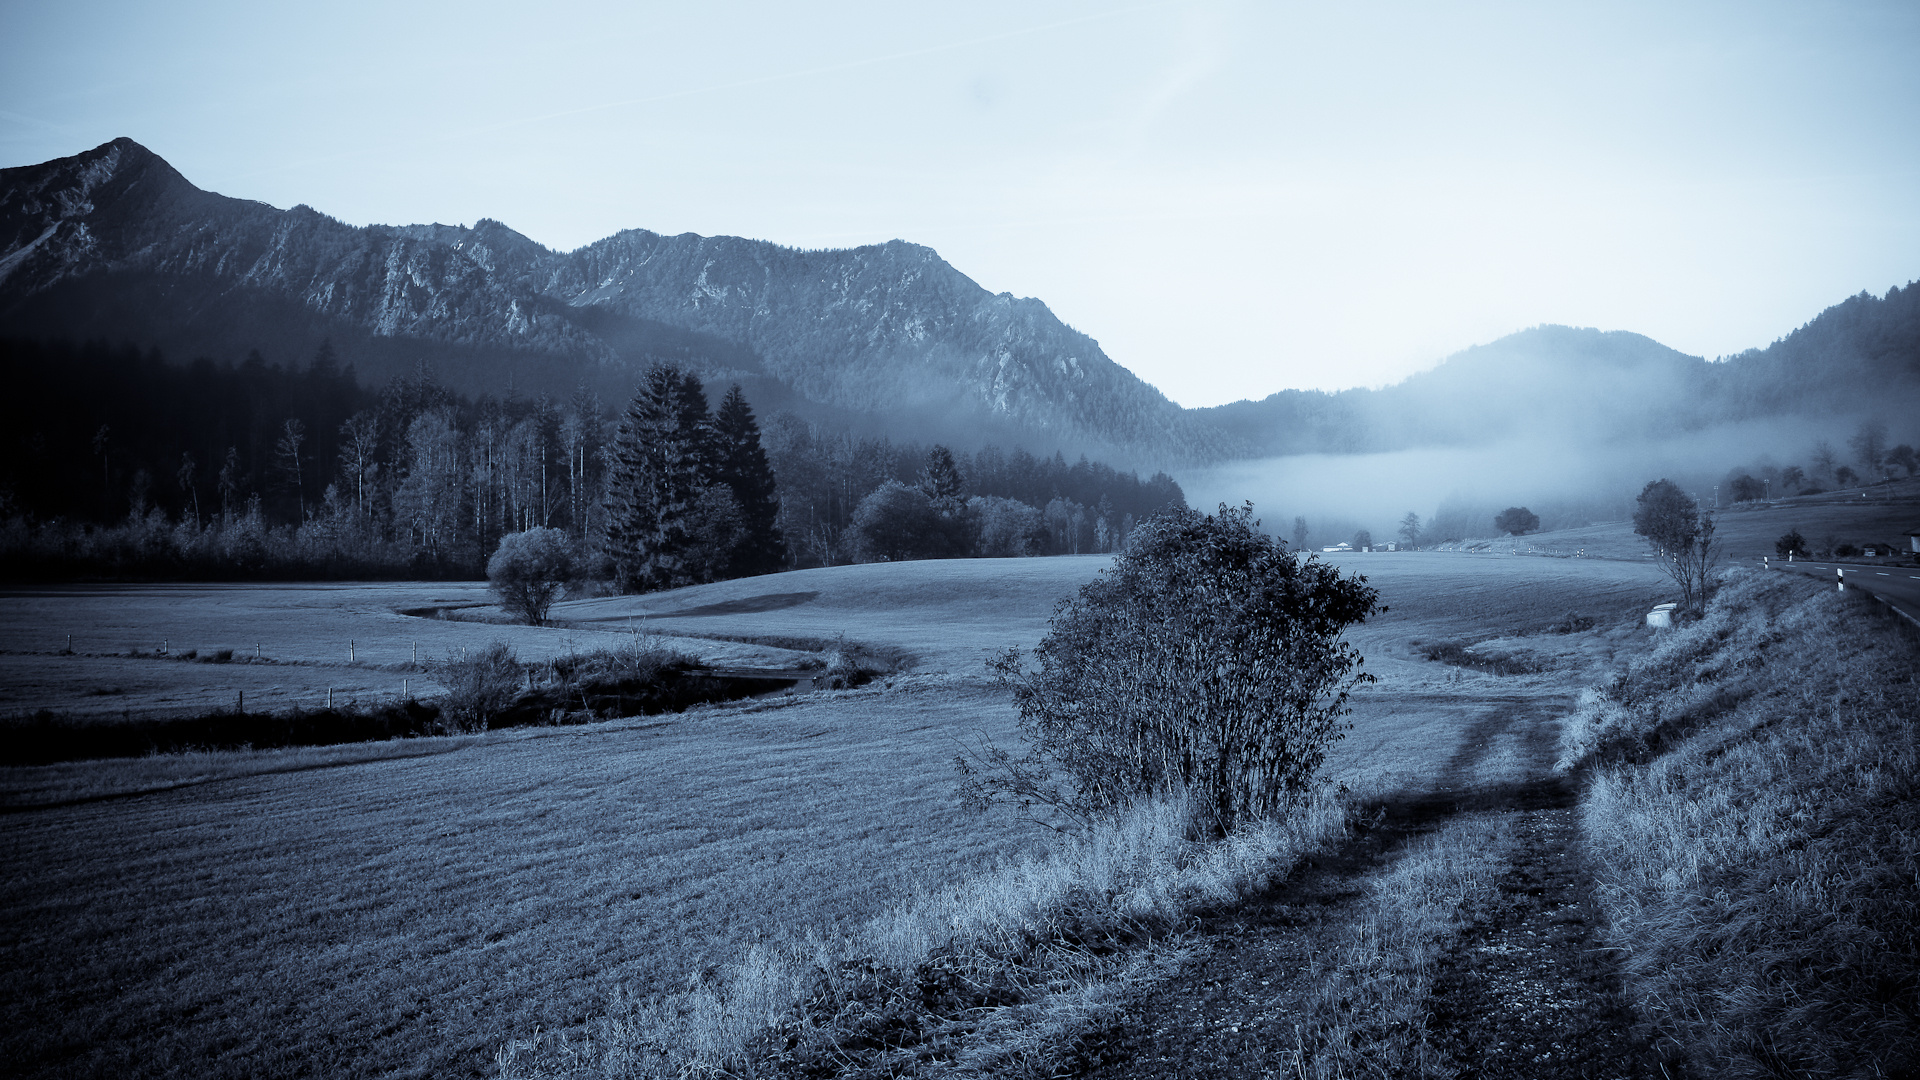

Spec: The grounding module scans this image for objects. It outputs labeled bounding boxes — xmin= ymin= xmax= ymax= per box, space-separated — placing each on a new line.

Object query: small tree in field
xmin=488 ymin=527 xmax=580 ymax=625
xmin=965 ymin=504 xmax=1380 ymax=839
xmin=1494 ymin=507 xmax=1540 ymax=536
xmin=1633 ymin=479 xmax=1719 ymax=615
xmin=1776 ymin=529 xmax=1809 ymax=558
xmin=1398 ymin=511 xmax=1423 ymax=550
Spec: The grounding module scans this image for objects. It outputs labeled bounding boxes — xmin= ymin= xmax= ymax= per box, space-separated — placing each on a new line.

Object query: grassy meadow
xmin=0 ymin=582 xmax=814 ymax=721
xmin=1 ymin=551 xmax=1674 ymax=1078
xmin=1436 ymin=475 xmax=1920 ymax=561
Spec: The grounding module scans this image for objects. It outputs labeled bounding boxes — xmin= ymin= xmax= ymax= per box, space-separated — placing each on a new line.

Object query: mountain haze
xmin=3 ymin=139 xmax=1916 ymax=470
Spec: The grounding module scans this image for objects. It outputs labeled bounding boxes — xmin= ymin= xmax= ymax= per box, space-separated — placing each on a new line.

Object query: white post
xmin=349 ymin=641 xmax=355 ymax=662
xmin=1838 ymin=567 xmax=1846 ymax=592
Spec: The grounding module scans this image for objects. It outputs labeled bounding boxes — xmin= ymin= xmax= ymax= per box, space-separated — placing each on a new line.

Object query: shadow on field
xmin=652 ymin=591 xmax=822 ymax=617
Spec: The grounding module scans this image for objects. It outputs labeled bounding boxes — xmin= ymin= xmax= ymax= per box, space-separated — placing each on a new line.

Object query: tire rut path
xmin=1065 ymin=692 xmax=1670 ymax=1079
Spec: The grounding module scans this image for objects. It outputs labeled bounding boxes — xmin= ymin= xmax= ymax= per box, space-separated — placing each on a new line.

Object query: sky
xmin=3 ymin=0 xmax=1917 ymax=407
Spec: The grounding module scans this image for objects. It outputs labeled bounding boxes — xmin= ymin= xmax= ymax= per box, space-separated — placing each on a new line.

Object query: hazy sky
xmin=3 ymin=1 xmax=1916 ymax=406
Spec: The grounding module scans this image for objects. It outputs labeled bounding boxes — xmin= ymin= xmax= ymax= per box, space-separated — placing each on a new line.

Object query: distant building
xmin=1907 ymin=530 xmax=1920 ymax=554
xmin=1321 ymin=542 xmax=1353 ymax=552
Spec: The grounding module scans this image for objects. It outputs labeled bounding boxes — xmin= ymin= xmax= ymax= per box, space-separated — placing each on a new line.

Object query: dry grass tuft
xmin=1572 ymin=567 xmax=1920 ymax=1077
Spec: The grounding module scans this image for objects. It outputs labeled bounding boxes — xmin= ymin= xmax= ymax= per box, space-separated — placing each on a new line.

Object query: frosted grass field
xmin=0 ymin=582 xmax=811 ymax=720
xmin=1 ymin=551 xmax=1670 ymax=1078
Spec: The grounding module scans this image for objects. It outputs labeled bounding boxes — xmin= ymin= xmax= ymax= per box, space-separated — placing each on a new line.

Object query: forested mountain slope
xmin=0 ymin=139 xmax=1223 ymax=465
xmin=1200 ymin=296 xmax=1920 ymax=458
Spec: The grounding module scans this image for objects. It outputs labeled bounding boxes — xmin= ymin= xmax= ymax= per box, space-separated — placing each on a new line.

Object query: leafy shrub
xmin=969 ymin=495 xmax=1047 ymax=558
xmin=968 ymin=503 xmax=1379 ymax=838
xmin=1494 ymin=506 xmax=1540 ymax=535
xmin=486 ymin=528 xmax=581 ymax=625
xmin=849 ymin=481 xmax=963 ymax=562
xmin=435 ymin=641 xmax=523 ymax=733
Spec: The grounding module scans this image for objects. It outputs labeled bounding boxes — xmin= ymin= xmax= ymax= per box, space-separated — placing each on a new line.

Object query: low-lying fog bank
xmin=1183 ymin=415 xmax=1900 ymax=547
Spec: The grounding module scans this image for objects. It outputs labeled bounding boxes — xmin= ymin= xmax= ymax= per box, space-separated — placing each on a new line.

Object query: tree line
xmin=1721 ymin=419 xmax=1915 ymax=504
xmin=0 ymin=339 xmax=1185 ymax=583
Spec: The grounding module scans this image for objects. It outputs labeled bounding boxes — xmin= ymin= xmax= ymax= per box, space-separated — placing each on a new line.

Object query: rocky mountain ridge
xmin=4 ymin=139 xmax=1916 ymax=469
xmin=0 ymin=138 xmax=1221 ymax=464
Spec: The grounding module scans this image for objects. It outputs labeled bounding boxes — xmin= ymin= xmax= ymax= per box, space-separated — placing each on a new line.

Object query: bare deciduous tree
xmin=1849 ymin=419 xmax=1889 ymax=480
xmin=1634 ymin=478 xmax=1719 ymax=615
xmin=275 ymin=419 xmax=307 ymax=520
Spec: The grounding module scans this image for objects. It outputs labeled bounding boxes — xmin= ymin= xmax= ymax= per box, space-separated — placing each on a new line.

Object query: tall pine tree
xmin=711 ymin=384 xmax=787 ymax=576
xmin=604 ymin=365 xmax=711 ymax=593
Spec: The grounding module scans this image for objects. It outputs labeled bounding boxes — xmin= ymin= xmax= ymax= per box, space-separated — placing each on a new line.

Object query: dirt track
xmin=1071 ymin=687 xmax=1668 ymax=1078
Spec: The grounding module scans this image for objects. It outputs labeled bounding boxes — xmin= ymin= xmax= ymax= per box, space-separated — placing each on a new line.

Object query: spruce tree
xmin=603 ymin=365 xmax=711 ymax=592
xmin=918 ymin=444 xmax=965 ymax=506
xmin=711 ymin=384 xmax=787 ymax=576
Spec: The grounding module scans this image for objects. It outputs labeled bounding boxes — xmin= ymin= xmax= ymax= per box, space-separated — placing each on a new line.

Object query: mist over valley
xmin=4 ymin=138 xmax=1917 ymax=545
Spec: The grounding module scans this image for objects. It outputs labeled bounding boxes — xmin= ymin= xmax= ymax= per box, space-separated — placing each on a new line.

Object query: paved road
xmin=1768 ymin=558 xmax=1920 ymax=627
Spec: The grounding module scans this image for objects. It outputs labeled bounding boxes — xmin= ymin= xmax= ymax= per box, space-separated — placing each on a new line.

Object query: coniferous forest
xmin=0 ymin=338 xmax=1185 ymax=584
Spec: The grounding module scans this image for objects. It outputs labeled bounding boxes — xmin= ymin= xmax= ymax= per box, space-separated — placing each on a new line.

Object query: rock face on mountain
xmin=0 ymin=138 xmax=1223 ymax=465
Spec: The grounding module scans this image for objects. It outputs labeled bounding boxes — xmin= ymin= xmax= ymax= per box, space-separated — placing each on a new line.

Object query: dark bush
xmin=969 ymin=503 xmax=1379 ymax=838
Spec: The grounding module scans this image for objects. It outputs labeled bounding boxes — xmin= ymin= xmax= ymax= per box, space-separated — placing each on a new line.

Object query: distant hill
xmin=0 ymin=139 xmax=1225 ymax=465
xmin=1200 ymin=294 xmax=1920 ymax=459
xmin=3 ymin=139 xmax=1916 ymax=468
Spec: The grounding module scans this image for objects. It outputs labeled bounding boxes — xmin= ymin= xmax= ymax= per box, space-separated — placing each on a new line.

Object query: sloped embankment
xmin=1563 ymin=568 xmax=1920 ymax=1076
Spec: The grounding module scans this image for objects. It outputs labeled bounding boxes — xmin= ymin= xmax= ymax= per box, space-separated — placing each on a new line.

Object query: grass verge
xmin=497 ymin=793 xmax=1351 ymax=1079
xmin=1563 ymin=567 xmax=1920 ymax=1076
